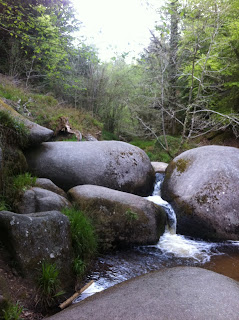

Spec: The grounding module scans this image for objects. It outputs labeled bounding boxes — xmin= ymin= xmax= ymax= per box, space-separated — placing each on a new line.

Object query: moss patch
xmin=175 ymin=158 xmax=191 ymax=173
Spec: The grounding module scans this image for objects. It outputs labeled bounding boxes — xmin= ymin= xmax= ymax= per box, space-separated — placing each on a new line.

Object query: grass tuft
xmin=62 ymin=207 xmax=97 ymax=261
xmin=13 ymin=173 xmax=36 ymax=193
xmin=2 ymin=301 xmax=23 ymax=320
xmin=73 ymin=257 xmax=86 ymax=277
xmin=36 ymin=262 xmax=64 ymax=309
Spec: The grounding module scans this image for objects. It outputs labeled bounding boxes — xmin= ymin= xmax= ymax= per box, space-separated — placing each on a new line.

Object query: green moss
xmin=124 ymin=209 xmax=139 ymax=223
xmin=175 ymin=158 xmax=191 ymax=173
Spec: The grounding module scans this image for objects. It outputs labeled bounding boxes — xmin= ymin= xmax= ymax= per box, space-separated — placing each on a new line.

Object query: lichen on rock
xmin=162 ymin=145 xmax=239 ymax=240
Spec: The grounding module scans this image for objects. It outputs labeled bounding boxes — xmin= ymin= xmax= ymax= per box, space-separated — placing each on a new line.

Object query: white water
xmin=147 ymin=173 xmax=219 ymax=263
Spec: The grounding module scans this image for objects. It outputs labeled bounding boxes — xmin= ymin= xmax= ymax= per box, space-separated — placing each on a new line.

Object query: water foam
xmin=156 ymin=232 xmax=217 ymax=263
xmin=146 ymin=173 xmax=219 ymax=263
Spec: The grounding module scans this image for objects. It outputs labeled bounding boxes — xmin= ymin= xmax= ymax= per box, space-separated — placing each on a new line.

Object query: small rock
xmin=151 ymin=162 xmax=168 ymax=173
xmin=35 ymin=178 xmax=67 ymax=198
xmin=15 ymin=187 xmax=71 ymax=214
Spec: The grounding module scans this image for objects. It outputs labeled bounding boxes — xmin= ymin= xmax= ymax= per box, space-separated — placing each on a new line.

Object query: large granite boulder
xmin=162 ymin=145 xmax=239 ymax=240
xmin=15 ymin=187 xmax=71 ymax=214
xmin=25 ymin=141 xmax=155 ymax=196
xmin=0 ymin=98 xmax=53 ymax=146
xmin=0 ymin=211 xmax=74 ymax=284
xmin=47 ymin=267 xmax=239 ymax=320
xmin=68 ymin=185 xmax=166 ymax=250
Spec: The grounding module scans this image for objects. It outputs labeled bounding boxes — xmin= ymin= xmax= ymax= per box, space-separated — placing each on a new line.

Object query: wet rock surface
xmin=162 ymin=145 xmax=239 ymax=240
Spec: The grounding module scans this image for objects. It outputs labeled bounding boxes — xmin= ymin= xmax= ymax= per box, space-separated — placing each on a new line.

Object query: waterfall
xmin=147 ymin=173 xmax=177 ymax=233
xmin=147 ymin=173 xmax=219 ymax=263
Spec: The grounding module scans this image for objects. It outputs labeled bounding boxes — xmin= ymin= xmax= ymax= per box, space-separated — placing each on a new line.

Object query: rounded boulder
xmin=162 ymin=145 xmax=239 ymax=240
xmin=47 ymin=267 xmax=239 ymax=320
xmin=25 ymin=141 xmax=155 ymax=196
xmin=68 ymin=185 xmax=166 ymax=250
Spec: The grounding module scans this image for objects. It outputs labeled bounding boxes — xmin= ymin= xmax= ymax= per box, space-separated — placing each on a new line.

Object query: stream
xmin=74 ymin=174 xmax=239 ymax=302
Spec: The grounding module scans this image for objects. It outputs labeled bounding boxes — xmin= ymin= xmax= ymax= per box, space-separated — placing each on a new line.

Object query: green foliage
xmin=36 ymin=262 xmax=64 ymax=309
xmin=0 ymin=0 xmax=79 ymax=82
xmin=2 ymin=301 xmax=23 ymax=320
xmin=61 ymin=135 xmax=78 ymax=142
xmin=73 ymin=257 xmax=86 ymax=278
xmin=0 ymin=199 xmax=9 ymax=211
xmin=13 ymin=173 xmax=36 ymax=193
xmin=130 ymin=136 xmax=194 ymax=162
xmin=62 ymin=207 xmax=97 ymax=261
xmin=101 ymin=130 xmax=118 ymax=140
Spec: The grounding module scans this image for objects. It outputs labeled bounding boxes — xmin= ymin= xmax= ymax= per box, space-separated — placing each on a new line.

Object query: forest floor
xmin=0 ymin=245 xmax=44 ymax=320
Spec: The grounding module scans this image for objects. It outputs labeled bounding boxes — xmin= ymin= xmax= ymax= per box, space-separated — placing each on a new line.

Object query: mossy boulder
xmin=0 ymin=98 xmax=53 ymax=147
xmin=68 ymin=185 xmax=166 ymax=250
xmin=0 ymin=211 xmax=74 ymax=284
xmin=162 ymin=145 xmax=239 ymax=240
xmin=25 ymin=141 xmax=155 ymax=196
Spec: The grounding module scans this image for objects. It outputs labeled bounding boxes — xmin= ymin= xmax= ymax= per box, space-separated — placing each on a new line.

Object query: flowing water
xmin=74 ymin=173 xmax=239 ymax=302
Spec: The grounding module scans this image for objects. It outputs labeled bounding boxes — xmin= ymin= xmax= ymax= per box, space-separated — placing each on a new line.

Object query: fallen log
xmin=59 ymin=280 xmax=94 ymax=310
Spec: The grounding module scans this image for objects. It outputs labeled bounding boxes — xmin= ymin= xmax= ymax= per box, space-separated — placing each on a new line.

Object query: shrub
xmin=101 ymin=130 xmax=118 ymax=140
xmin=130 ymin=136 xmax=194 ymax=163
